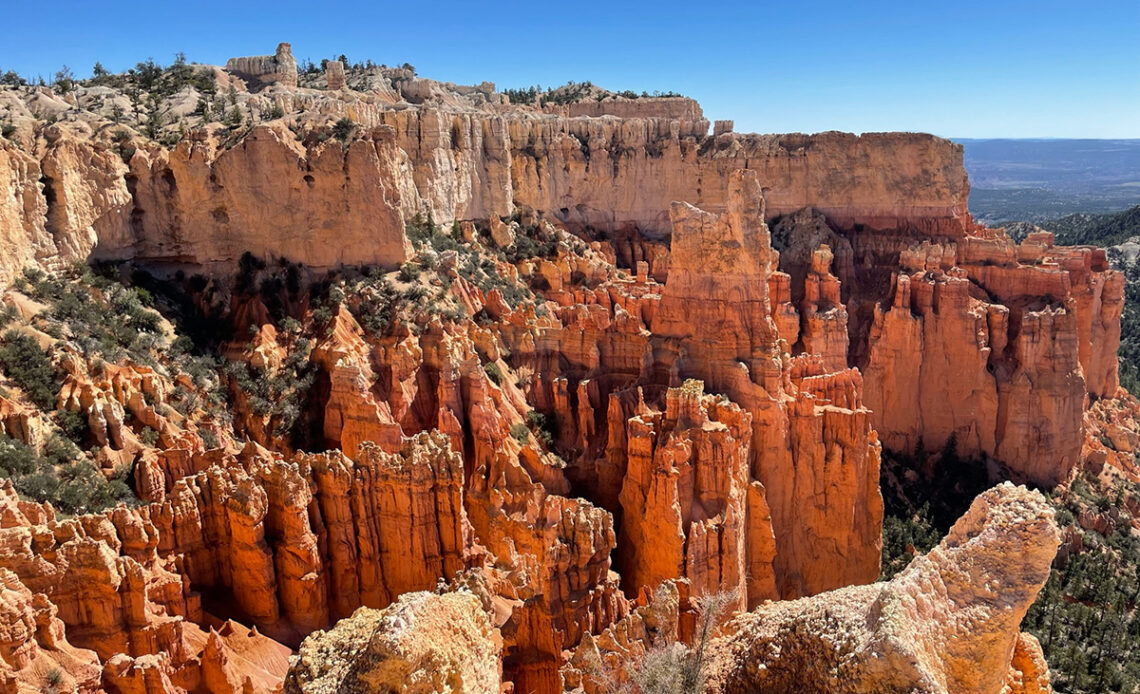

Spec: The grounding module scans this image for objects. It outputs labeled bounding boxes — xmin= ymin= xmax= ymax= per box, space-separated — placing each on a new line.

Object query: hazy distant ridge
xmin=959 ymin=138 xmax=1140 ymax=223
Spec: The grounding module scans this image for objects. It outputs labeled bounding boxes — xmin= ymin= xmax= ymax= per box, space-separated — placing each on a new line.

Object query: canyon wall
xmin=858 ymin=232 xmax=1122 ymax=485
xmin=0 ymin=96 xmax=970 ymax=284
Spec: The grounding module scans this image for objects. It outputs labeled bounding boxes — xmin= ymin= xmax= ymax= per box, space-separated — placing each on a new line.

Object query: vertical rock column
xmin=651 ymin=169 xmax=883 ymax=600
xmin=618 ymin=380 xmax=771 ymax=609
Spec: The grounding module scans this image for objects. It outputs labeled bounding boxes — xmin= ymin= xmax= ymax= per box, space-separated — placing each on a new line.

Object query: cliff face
xmin=859 ymin=232 xmax=1122 ymax=485
xmin=648 ymin=171 xmax=882 ymax=599
xmin=0 ymin=95 xmax=970 ymax=284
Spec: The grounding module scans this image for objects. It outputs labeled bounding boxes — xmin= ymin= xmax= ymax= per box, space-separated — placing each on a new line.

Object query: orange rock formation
xmin=0 ymin=52 xmax=1120 ymax=693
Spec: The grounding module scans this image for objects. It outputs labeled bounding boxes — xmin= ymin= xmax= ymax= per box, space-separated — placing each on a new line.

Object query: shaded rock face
xmin=0 ymin=566 xmax=101 ymax=693
xmin=706 ymin=483 xmax=1060 ymax=694
xmin=284 ymin=591 xmax=500 ymax=694
xmin=769 ymin=205 xmax=1123 ymax=487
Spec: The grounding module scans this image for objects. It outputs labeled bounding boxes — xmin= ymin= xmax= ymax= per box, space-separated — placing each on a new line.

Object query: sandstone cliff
xmin=0 ymin=70 xmax=970 ymax=285
xmin=859 ymin=231 xmax=1122 ymax=485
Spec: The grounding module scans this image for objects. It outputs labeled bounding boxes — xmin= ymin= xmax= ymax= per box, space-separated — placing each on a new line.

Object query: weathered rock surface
xmin=284 ymin=591 xmax=500 ymax=694
xmin=0 ymin=84 xmax=970 ymax=285
xmin=706 ymin=483 xmax=1060 ymax=694
xmin=650 ymin=171 xmax=883 ymax=600
xmin=618 ymin=380 xmax=761 ymax=610
xmin=225 ymin=43 xmax=298 ymax=90
xmin=861 ymin=232 xmax=1122 ymax=486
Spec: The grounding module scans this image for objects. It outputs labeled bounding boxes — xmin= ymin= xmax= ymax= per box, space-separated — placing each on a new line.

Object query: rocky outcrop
xmin=706 ymin=483 xmax=1060 ymax=694
xmin=110 ymin=124 xmax=410 ymax=273
xmin=617 ymin=380 xmax=767 ymax=609
xmin=0 ymin=87 xmax=970 ymax=285
xmin=284 ymin=591 xmax=500 ymax=694
xmin=560 ymin=582 xmax=682 ymax=694
xmin=1002 ymin=633 xmax=1053 ymax=694
xmin=324 ymin=61 xmax=346 ymax=91
xmin=225 ymin=43 xmax=298 ymax=90
xmin=0 ymin=567 xmax=101 ymax=694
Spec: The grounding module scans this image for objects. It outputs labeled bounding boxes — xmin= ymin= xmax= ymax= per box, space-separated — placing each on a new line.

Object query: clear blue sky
xmin=2 ymin=0 xmax=1137 ymax=138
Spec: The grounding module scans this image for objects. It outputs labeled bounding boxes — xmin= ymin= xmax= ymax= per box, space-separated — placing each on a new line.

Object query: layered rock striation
xmin=859 ymin=231 xmax=1122 ymax=485
xmin=0 ymin=78 xmax=970 ymax=284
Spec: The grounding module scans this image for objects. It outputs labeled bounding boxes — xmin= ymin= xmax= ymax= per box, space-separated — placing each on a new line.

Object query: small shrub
xmin=0 ymin=434 xmax=37 ymax=476
xmin=199 ymin=428 xmax=219 ymax=450
xmin=484 ymin=362 xmax=503 ymax=385
xmin=0 ymin=331 xmax=60 ymax=410
xmin=402 ymin=285 xmax=428 ymax=302
xmin=398 ymin=263 xmax=421 ymax=283
xmin=331 ymin=117 xmax=355 ymax=142
xmin=42 ymin=434 xmax=78 ymax=466
xmin=526 ymin=410 xmax=556 ymax=447
xmin=625 ymin=590 xmax=737 ymax=693
xmin=139 ymin=426 xmax=160 ymax=446
xmin=509 ymin=422 xmax=530 ymax=444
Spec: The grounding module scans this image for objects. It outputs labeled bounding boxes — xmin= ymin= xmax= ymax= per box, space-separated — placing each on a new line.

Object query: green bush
xmin=525 ymin=410 xmax=556 ymax=447
xmin=331 ymin=117 xmax=355 ymax=143
xmin=0 ymin=331 xmax=59 ymax=410
xmin=398 ymin=263 xmax=421 ymax=283
xmin=139 ymin=426 xmax=160 ymax=446
xmin=509 ymin=422 xmax=529 ymax=444
xmin=0 ymin=435 xmax=37 ymax=476
xmin=225 ymin=337 xmax=315 ymax=441
xmin=199 ymin=428 xmax=219 ymax=450
xmin=0 ymin=433 xmax=135 ymax=514
xmin=484 ymin=362 xmax=503 ymax=386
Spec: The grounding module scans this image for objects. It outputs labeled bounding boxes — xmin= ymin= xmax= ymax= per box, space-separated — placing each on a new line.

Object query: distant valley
xmin=959 ymin=138 xmax=1140 ymax=223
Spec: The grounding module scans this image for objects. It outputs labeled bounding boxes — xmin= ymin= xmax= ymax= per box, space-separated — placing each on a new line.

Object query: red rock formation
xmin=0 ymin=72 xmax=1106 ymax=694
xmin=311 ymin=307 xmax=402 ymax=456
xmin=0 ymin=567 xmax=101 ymax=694
xmin=617 ymin=380 xmax=766 ymax=609
xmin=862 ymin=231 xmax=1122 ymax=486
xmin=1002 ymin=633 xmax=1053 ymax=694
xmin=649 ymin=170 xmax=882 ymax=601
xmin=0 ymin=97 xmax=972 ymax=286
